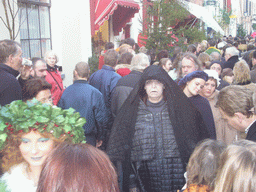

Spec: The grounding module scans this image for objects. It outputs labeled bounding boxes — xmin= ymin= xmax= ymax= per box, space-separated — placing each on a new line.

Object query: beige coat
xmin=207 ymin=90 xmax=241 ymax=144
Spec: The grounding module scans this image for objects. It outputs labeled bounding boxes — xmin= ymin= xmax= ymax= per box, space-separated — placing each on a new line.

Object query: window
xmin=19 ymin=0 xmax=51 ymax=58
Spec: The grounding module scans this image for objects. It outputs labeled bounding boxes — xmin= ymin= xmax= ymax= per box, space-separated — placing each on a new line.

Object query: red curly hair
xmin=2 ymin=130 xmax=68 ymax=173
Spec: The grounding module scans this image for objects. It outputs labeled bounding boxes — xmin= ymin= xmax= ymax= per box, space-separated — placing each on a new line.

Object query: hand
xmin=20 ymin=65 xmax=32 ymax=80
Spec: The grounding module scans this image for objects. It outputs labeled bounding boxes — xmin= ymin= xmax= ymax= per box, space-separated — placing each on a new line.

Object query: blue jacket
xmin=58 ymin=80 xmax=110 ymax=145
xmin=89 ymin=65 xmax=121 ymax=109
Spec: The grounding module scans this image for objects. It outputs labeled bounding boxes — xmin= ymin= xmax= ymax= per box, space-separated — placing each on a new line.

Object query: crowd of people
xmin=0 ymin=35 xmax=256 ymax=191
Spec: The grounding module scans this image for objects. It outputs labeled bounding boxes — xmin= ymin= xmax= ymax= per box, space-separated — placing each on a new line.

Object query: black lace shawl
xmin=106 ymin=65 xmax=210 ymax=191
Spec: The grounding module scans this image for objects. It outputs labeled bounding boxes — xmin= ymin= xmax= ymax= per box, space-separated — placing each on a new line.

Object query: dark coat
xmin=89 ymin=65 xmax=121 ymax=110
xmin=217 ymin=79 xmax=230 ymax=90
xmin=111 ymin=70 xmax=142 ymax=118
xmin=246 ymin=120 xmax=256 ymax=142
xmin=58 ymin=80 xmax=110 ymax=146
xmin=189 ymin=95 xmax=216 ymax=139
xmin=107 ymin=65 xmax=210 ymax=191
xmin=0 ymin=63 xmax=22 ymax=106
xmin=250 ymin=66 xmax=256 ymax=83
xmin=222 ymin=55 xmax=239 ymax=69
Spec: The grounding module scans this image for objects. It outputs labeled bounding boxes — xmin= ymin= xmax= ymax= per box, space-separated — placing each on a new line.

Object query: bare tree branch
xmin=2 ymin=0 xmax=13 ymax=39
xmin=0 ymin=16 xmax=9 ymax=29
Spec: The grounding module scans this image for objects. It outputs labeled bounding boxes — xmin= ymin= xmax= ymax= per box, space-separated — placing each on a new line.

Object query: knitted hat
xmin=204 ymin=69 xmax=221 ymax=87
xmin=178 ymin=71 xmax=208 ymax=87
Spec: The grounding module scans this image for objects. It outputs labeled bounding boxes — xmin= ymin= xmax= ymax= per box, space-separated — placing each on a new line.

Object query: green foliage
xmin=177 ymin=24 xmax=207 ymax=44
xmin=88 ymin=39 xmax=99 ymax=75
xmin=216 ymin=7 xmax=231 ymax=30
xmin=252 ymin=23 xmax=256 ymax=31
xmin=145 ymin=0 xmax=189 ymax=53
xmin=237 ymin=24 xmax=247 ymax=38
xmin=0 ymin=100 xmax=87 ymax=150
xmin=88 ymin=54 xmax=99 ymax=75
xmin=145 ymin=0 xmax=206 ymax=54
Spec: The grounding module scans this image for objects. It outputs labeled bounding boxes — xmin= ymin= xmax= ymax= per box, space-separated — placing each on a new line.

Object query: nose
xmin=31 ymin=142 xmax=39 ymax=154
xmin=152 ymin=82 xmax=157 ymax=88
xmin=43 ymin=70 xmax=47 ymax=77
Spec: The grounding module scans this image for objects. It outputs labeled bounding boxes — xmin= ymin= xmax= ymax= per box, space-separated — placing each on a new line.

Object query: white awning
xmin=181 ymin=1 xmax=224 ymax=35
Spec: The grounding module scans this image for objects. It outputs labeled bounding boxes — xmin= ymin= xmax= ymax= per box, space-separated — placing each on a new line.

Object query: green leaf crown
xmin=0 ymin=99 xmax=86 ymax=150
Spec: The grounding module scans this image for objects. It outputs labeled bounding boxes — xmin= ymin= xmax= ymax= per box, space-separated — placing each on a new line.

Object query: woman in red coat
xmin=44 ymin=51 xmax=64 ymax=105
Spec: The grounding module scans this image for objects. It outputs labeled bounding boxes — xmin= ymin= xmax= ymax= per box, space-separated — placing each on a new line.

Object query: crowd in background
xmin=0 ymin=34 xmax=256 ymax=191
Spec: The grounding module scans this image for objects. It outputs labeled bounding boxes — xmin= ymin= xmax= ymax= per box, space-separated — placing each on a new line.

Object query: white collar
xmin=245 ymin=119 xmax=256 ymax=134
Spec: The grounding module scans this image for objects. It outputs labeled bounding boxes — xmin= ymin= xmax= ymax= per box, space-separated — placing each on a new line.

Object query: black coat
xmin=246 ymin=120 xmax=256 ymax=142
xmin=111 ymin=70 xmax=142 ymax=118
xmin=107 ymin=65 xmax=210 ymax=191
xmin=222 ymin=55 xmax=239 ymax=69
xmin=0 ymin=63 xmax=22 ymax=106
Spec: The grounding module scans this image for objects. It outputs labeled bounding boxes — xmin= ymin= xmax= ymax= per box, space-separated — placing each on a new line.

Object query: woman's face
xmin=19 ymin=130 xmax=54 ymax=168
xmin=224 ymin=75 xmax=234 ymax=84
xmin=46 ymin=54 xmax=57 ymax=67
xmin=210 ymin=63 xmax=222 ymax=76
xmin=184 ymin=78 xmax=206 ymax=97
xmin=35 ymin=89 xmax=52 ymax=105
xmin=201 ymin=79 xmax=216 ymax=98
xmin=163 ymin=60 xmax=172 ymax=72
xmin=144 ymin=79 xmax=164 ymax=103
xmin=197 ymin=44 xmax=201 ymax=53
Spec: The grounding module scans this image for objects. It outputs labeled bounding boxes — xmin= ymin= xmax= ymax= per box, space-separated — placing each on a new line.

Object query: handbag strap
xmin=48 ymin=71 xmax=63 ymax=91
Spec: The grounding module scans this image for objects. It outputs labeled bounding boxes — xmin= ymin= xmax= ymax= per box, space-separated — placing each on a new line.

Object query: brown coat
xmin=207 ymin=90 xmax=240 ymax=144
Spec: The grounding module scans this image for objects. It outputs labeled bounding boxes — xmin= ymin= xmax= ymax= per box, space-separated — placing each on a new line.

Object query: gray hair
xmin=44 ymin=50 xmax=59 ymax=63
xmin=130 ymin=53 xmax=150 ymax=72
xmin=225 ymin=47 xmax=239 ymax=57
xmin=177 ymin=52 xmax=202 ymax=78
xmin=210 ymin=52 xmax=221 ymax=61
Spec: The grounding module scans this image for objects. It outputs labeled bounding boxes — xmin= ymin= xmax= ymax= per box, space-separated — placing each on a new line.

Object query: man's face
xmin=33 ymin=61 xmax=47 ymax=78
xmin=219 ymin=108 xmax=245 ymax=132
xmin=11 ymin=48 xmax=23 ymax=71
xmin=181 ymin=57 xmax=197 ymax=77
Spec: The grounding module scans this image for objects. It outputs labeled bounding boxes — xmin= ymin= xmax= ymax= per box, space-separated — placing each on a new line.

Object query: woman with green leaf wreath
xmin=0 ymin=99 xmax=86 ymax=192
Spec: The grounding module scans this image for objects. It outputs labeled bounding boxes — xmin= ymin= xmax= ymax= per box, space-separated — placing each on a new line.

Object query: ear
xmin=74 ymin=70 xmax=78 ymax=77
xmin=234 ymin=112 xmax=246 ymax=123
xmin=7 ymin=55 xmax=13 ymax=66
xmin=30 ymin=69 xmax=35 ymax=77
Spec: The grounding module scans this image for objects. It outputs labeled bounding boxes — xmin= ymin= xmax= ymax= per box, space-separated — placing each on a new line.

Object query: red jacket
xmin=45 ymin=66 xmax=64 ymax=105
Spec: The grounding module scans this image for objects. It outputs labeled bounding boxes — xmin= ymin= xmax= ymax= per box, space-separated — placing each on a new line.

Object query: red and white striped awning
xmin=94 ymin=0 xmax=140 ymax=35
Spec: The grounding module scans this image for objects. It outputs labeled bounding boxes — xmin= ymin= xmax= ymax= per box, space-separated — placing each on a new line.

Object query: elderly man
xmin=58 ymin=62 xmax=110 ymax=146
xmin=177 ymin=52 xmax=202 ymax=82
xmin=222 ymin=47 xmax=239 ymax=69
xmin=210 ymin=51 xmax=221 ymax=61
xmin=111 ymin=53 xmax=150 ymax=117
xmin=0 ymin=39 xmax=23 ymax=106
xmin=216 ymin=85 xmax=256 ymax=141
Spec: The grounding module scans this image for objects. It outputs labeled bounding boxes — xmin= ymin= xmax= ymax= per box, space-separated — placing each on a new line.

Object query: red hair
xmin=37 ymin=143 xmax=119 ymax=192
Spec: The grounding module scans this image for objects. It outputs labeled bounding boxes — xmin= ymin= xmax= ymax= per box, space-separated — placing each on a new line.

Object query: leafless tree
xmin=0 ymin=0 xmax=24 ymax=40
